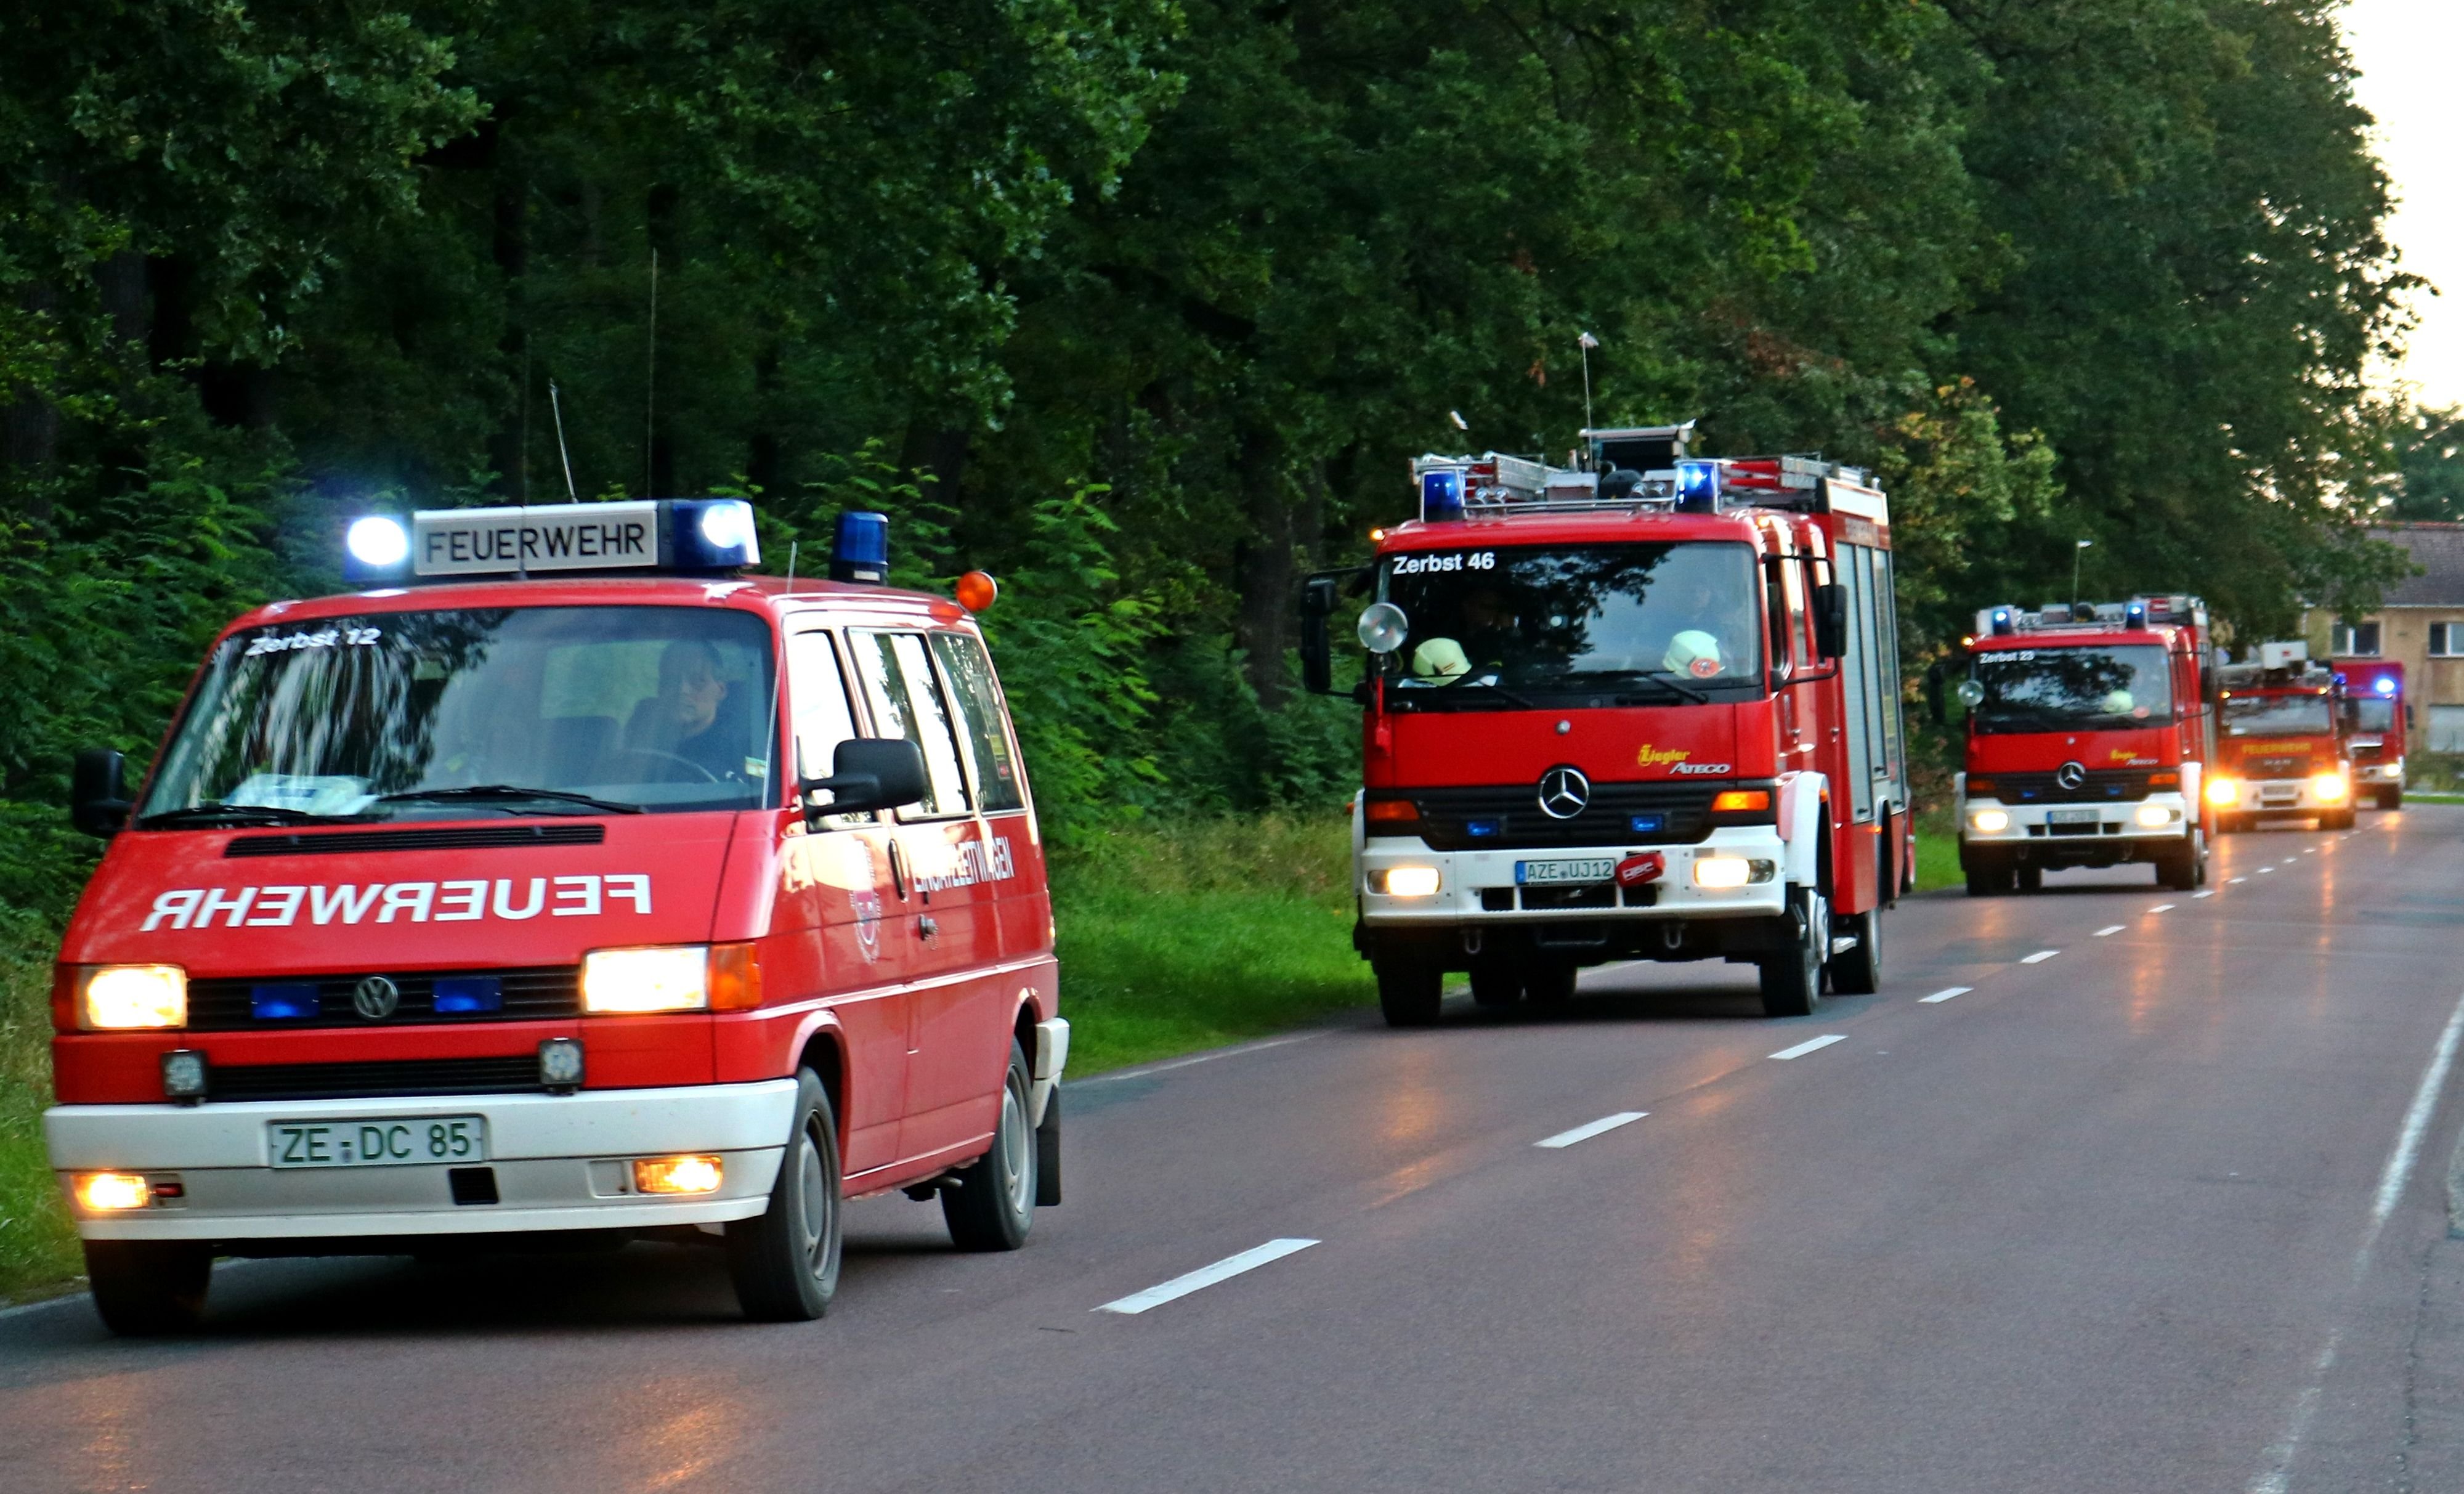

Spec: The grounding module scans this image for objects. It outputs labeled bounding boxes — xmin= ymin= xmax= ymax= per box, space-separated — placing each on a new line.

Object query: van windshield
xmin=1376 ymin=541 xmax=1761 ymax=707
xmin=1968 ymin=644 xmax=2173 ymax=734
xmin=140 ymin=607 xmax=776 ymax=824
xmin=2222 ymin=694 xmax=2333 ymax=737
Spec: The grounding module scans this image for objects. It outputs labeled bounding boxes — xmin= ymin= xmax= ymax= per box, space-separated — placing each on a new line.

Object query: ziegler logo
xmin=1636 ymin=744 xmax=1691 ymax=768
xmin=1669 ymin=761 xmax=1735 ymax=776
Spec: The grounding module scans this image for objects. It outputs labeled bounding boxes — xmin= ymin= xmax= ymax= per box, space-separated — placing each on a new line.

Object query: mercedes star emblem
xmin=2055 ymin=761 xmax=2088 ymax=791
xmin=352 ymin=975 xmax=402 ymax=1021
xmin=1538 ymin=765 xmax=1592 ymax=819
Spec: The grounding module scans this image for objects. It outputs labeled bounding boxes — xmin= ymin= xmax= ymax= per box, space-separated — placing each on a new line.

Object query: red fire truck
xmin=1302 ymin=424 xmax=1916 ymax=1025
xmin=2208 ymin=642 xmax=2356 ymax=829
xmin=2333 ymin=658 xmax=2407 ymax=808
xmin=46 ymin=501 xmax=1064 ymax=1332
xmin=1948 ymin=596 xmax=2214 ymax=893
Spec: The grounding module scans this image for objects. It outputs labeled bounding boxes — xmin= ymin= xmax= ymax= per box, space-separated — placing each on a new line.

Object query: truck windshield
xmin=2353 ymin=700 xmax=2396 ymax=733
xmin=140 ymin=606 xmax=776 ymax=823
xmin=1968 ymin=644 xmax=2173 ymax=734
xmin=1376 ymin=541 xmax=1761 ymax=705
xmin=2223 ymin=694 xmax=2333 ymax=736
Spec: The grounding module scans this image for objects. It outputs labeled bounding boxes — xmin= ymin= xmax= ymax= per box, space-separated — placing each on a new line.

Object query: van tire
xmin=1759 ymin=889 xmax=1825 ymax=1018
xmin=727 ymin=1067 xmax=843 ymax=1321
xmin=942 ymin=1042 xmax=1036 ymax=1252
xmin=1829 ymin=906 xmax=1882 ymax=995
xmin=1375 ymin=957 xmax=1444 ymax=1027
xmin=84 ymin=1240 xmax=211 ymax=1335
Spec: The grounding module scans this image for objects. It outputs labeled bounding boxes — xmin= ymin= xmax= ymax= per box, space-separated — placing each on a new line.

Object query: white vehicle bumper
xmin=1358 ymin=826 xmax=1788 ymax=925
xmin=2355 ymin=757 xmax=2404 ymax=786
xmin=2211 ymin=779 xmax=2349 ymax=815
xmin=1958 ymin=791 xmax=2194 ymax=847
xmin=45 ymin=1079 xmax=798 ymax=1242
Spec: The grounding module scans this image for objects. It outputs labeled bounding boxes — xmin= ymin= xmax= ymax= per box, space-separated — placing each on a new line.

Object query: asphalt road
xmin=10 ymin=810 xmax=2464 ymax=1492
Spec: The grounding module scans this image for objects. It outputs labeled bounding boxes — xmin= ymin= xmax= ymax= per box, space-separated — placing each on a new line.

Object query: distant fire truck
xmin=2210 ymin=641 xmax=2356 ymax=830
xmin=2332 ymin=657 xmax=2407 ymax=809
xmin=1301 ymin=423 xmax=1916 ymax=1024
xmin=1949 ymin=596 xmax=2214 ymax=893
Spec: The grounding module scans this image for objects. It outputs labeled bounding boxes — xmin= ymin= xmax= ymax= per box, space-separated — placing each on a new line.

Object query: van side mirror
xmin=800 ymin=737 xmax=928 ymax=827
xmin=1299 ymin=575 xmax=1337 ymax=696
xmin=1812 ymin=583 xmax=1848 ymax=660
xmin=72 ymin=747 xmax=132 ymax=837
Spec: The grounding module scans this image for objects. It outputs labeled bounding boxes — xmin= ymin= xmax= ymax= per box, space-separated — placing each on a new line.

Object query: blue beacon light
xmin=1674 ymin=460 xmax=1719 ymax=512
xmin=831 ymin=510 xmax=891 ymax=583
xmin=1990 ymin=607 xmax=2015 ymax=636
xmin=2377 ymin=675 xmax=2397 ymax=696
xmin=1420 ymin=469 xmax=1465 ymax=522
xmin=2125 ymin=601 xmax=2147 ymax=628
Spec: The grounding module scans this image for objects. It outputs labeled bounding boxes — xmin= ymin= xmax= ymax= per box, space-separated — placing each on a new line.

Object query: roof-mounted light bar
xmin=342 ymin=498 xmax=760 ymax=585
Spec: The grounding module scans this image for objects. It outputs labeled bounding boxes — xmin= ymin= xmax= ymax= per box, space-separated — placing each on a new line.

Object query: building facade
xmin=2303 ymin=522 xmax=2464 ymax=752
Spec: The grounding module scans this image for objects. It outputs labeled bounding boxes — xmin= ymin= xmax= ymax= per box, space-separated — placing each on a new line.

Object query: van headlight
xmin=2311 ymin=773 xmax=2348 ymax=803
xmin=2205 ymin=776 xmax=2239 ymax=806
xmin=1969 ymin=808 xmax=2011 ymax=833
xmin=582 ymin=946 xmax=710 ymax=1013
xmin=76 ymin=965 xmax=187 ymax=1030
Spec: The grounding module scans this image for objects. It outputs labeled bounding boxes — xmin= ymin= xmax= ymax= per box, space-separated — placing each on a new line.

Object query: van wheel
xmin=1759 ymin=888 xmax=1825 ymax=1018
xmin=1374 ymin=956 xmax=1443 ymax=1027
xmin=84 ymin=1240 xmax=211 ymax=1335
xmin=727 ymin=1067 xmax=843 ymax=1321
xmin=1468 ymin=956 xmax=1522 ymax=1009
xmin=1828 ymin=906 xmax=1882 ymax=995
xmin=943 ymin=1042 xmax=1037 ymax=1252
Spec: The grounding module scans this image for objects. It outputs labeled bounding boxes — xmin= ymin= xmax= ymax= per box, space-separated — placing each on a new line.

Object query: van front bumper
xmin=45 ymin=1078 xmax=796 ymax=1242
xmin=1358 ymin=827 xmax=1788 ymax=925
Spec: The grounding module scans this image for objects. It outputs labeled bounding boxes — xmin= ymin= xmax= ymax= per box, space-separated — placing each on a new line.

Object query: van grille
xmin=206 ymin=1055 xmax=545 ymax=1103
xmin=226 ymin=824 xmax=606 ymax=858
xmin=186 ymin=967 xmax=579 ymax=1031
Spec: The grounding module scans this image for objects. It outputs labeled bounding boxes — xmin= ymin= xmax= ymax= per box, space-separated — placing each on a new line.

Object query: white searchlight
xmin=346 ymin=515 xmax=410 ymax=570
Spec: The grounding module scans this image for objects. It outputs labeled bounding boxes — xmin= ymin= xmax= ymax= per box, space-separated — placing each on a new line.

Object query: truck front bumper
xmin=2210 ymin=778 xmax=2350 ymax=816
xmin=2355 ymin=758 xmax=2404 ymax=787
xmin=45 ymin=1079 xmax=797 ymax=1242
xmin=1358 ymin=827 xmax=1789 ymax=927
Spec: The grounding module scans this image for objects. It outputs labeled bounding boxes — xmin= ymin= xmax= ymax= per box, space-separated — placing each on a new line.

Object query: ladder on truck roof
xmin=1411 ymin=432 xmax=1875 ymax=520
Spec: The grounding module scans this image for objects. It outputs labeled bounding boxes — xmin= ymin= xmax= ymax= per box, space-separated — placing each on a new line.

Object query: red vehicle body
xmin=1306 ymin=428 xmax=1916 ymax=1023
xmin=2210 ymin=647 xmax=2356 ymax=830
xmin=46 ymin=501 xmax=1064 ymax=1331
xmin=2332 ymin=658 xmax=2407 ymax=808
xmin=1952 ymin=597 xmax=2213 ymax=893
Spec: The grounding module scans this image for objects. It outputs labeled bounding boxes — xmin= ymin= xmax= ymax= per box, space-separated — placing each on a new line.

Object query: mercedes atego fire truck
xmin=1950 ymin=596 xmax=2214 ymax=894
xmin=1300 ymin=423 xmax=1916 ymax=1025
xmin=2210 ymin=641 xmax=2356 ymax=830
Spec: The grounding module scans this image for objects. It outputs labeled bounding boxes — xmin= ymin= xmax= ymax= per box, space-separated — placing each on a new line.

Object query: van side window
xmin=929 ymin=633 xmax=1026 ymax=813
xmin=787 ymin=629 xmax=872 ymax=826
xmin=849 ymin=631 xmax=971 ymax=818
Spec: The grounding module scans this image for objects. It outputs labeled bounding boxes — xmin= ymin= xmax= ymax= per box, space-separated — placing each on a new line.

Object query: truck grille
xmin=2240 ymin=754 xmax=2310 ymax=779
xmin=1393 ymin=782 xmax=1745 ymax=851
xmin=205 ymin=1055 xmax=545 ymax=1103
xmin=1984 ymin=769 xmax=2161 ymax=804
xmin=186 ymin=967 xmax=580 ymax=1031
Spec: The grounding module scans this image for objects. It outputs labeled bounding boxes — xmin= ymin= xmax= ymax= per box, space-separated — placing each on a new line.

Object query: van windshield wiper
xmin=375 ymin=785 xmax=644 ymax=816
xmin=136 ymin=803 xmax=359 ymax=829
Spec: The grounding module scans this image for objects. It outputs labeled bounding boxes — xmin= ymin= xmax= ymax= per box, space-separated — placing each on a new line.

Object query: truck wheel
xmin=2322 ymin=808 xmax=2356 ymax=831
xmin=1759 ymin=888 xmax=1825 ymax=1018
xmin=1962 ymin=850 xmax=2009 ymax=897
xmin=1828 ymin=906 xmax=1882 ymax=995
xmin=2380 ymin=789 xmax=2403 ymax=810
xmin=1525 ymin=959 xmax=1578 ymax=1010
xmin=2157 ymin=832 xmax=2200 ymax=891
xmin=84 ymin=1240 xmax=211 ymax=1336
xmin=1375 ymin=956 xmax=1444 ymax=1027
xmin=727 ymin=1066 xmax=843 ymax=1320
xmin=2014 ymin=863 xmax=2043 ymax=893
xmin=1468 ymin=956 xmax=1522 ymax=1009
xmin=943 ymin=1042 xmax=1037 ymax=1252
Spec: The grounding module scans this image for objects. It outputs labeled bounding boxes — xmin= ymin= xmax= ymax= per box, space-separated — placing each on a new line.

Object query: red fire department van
xmin=1948 ymin=596 xmax=2213 ymax=894
xmin=2208 ymin=642 xmax=2356 ymax=830
xmin=1301 ymin=424 xmax=1916 ymax=1025
xmin=46 ymin=500 xmax=1065 ymax=1333
xmin=2333 ymin=658 xmax=2407 ymax=808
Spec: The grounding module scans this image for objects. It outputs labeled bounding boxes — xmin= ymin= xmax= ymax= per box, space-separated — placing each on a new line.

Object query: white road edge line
xmin=1919 ymin=986 xmax=1971 ymax=1004
xmin=2150 ymin=903 xmax=2175 ymax=913
xmin=2020 ymin=949 xmax=2061 ymax=964
xmin=1535 ymin=1111 xmax=1649 ymax=1149
xmin=1095 ymin=1238 xmax=1321 ymax=1315
xmin=1769 ymin=1034 xmax=1846 ymax=1060
xmin=2247 ymin=987 xmax=2464 ymax=1494
xmin=1076 ymin=1032 xmax=1323 ymax=1084
xmin=2094 ymin=925 xmax=2125 ymax=937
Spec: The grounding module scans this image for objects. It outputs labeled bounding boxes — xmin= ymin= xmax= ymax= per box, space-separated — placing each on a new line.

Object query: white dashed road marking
xmin=2095 ymin=925 xmax=2125 ymax=937
xmin=1536 ymin=1112 xmax=1648 ymax=1149
xmin=1920 ymin=987 xmax=1971 ymax=1004
xmin=2020 ymin=949 xmax=2061 ymax=964
xmin=2150 ymin=903 xmax=2175 ymax=913
xmin=2231 ymin=875 xmax=2250 ymax=883
xmin=2258 ymin=867 xmax=2275 ymax=874
xmin=2194 ymin=890 xmax=2215 ymax=898
xmin=1096 ymin=1238 xmax=1321 ymax=1315
xmin=1769 ymin=1034 xmax=1847 ymax=1060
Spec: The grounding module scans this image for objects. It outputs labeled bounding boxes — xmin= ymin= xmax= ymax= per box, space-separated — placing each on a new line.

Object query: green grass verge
xmin=1052 ymin=814 xmax=1371 ymax=1073
xmin=1913 ymin=804 xmax=1963 ymax=893
xmin=1 ymin=947 xmax=76 ymax=1302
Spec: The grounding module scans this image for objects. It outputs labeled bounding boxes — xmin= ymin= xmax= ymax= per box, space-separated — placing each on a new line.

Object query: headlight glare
xmin=1969 ymin=808 xmax=2011 ymax=834
xmin=582 ymin=946 xmax=710 ymax=1013
xmin=75 ymin=1172 xmax=152 ymax=1211
xmin=2205 ymin=776 xmax=2239 ymax=806
xmin=79 ymin=965 xmax=187 ymax=1030
xmin=634 ymin=1155 xmax=724 ymax=1195
xmin=2312 ymin=773 xmax=2348 ymax=803
xmin=1693 ymin=856 xmax=1752 ymax=890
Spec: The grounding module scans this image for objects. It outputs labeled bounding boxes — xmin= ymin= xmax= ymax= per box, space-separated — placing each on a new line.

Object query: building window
xmin=2431 ymin=705 xmax=2464 ymax=752
xmin=2335 ymin=620 xmax=2382 ymax=656
xmin=2432 ymin=622 xmax=2464 ymax=658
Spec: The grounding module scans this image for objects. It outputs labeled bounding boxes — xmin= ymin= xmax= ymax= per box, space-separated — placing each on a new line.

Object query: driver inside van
xmin=627 ymin=641 xmax=742 ymax=779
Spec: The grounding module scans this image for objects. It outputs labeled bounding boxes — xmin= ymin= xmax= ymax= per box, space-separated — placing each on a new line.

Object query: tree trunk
xmin=1232 ymin=423 xmax=1299 ymax=708
xmin=900 ymin=424 xmax=970 ymax=503
xmin=487 ymin=173 xmax=530 ymax=500
xmin=747 ymin=343 xmax=783 ymax=498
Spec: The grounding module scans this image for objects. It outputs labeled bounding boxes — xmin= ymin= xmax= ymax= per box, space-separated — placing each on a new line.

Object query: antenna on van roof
xmin=763 ymin=539 xmax=798 ymax=794
xmin=549 ymin=380 xmax=579 ymax=502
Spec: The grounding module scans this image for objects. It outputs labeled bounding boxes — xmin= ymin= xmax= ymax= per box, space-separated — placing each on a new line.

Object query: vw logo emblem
xmin=1538 ymin=765 xmax=1592 ymax=819
xmin=2055 ymin=761 xmax=2088 ymax=791
xmin=352 ymin=975 xmax=401 ymax=1021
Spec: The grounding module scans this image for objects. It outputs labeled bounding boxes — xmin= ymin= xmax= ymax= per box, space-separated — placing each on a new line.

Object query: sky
xmin=2343 ymin=0 xmax=2464 ymax=410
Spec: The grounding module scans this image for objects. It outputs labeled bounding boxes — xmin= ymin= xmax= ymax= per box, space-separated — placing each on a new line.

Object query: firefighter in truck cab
xmin=1300 ymin=423 xmax=1916 ymax=1027
xmin=46 ymin=500 xmax=1066 ymax=1333
xmin=1946 ymin=596 xmax=2215 ymax=895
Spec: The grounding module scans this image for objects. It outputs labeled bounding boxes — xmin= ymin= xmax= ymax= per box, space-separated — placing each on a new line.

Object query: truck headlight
xmin=1969 ymin=808 xmax=2011 ymax=833
xmin=76 ymin=965 xmax=187 ymax=1030
xmin=2133 ymin=803 xmax=2177 ymax=828
xmin=582 ymin=946 xmax=710 ymax=1013
xmin=1693 ymin=856 xmax=1751 ymax=889
xmin=2205 ymin=777 xmax=2239 ymax=807
xmin=1377 ymin=866 xmax=1441 ymax=898
xmin=2311 ymin=773 xmax=2348 ymax=803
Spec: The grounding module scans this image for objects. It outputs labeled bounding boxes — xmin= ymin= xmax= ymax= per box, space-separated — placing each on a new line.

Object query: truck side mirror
xmin=1812 ymin=583 xmax=1848 ymax=660
xmin=2201 ymin=662 xmax=2219 ymax=705
xmin=71 ymin=747 xmax=132 ymax=837
xmin=799 ymin=737 xmax=928 ymax=827
xmin=1299 ymin=575 xmax=1337 ymax=696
